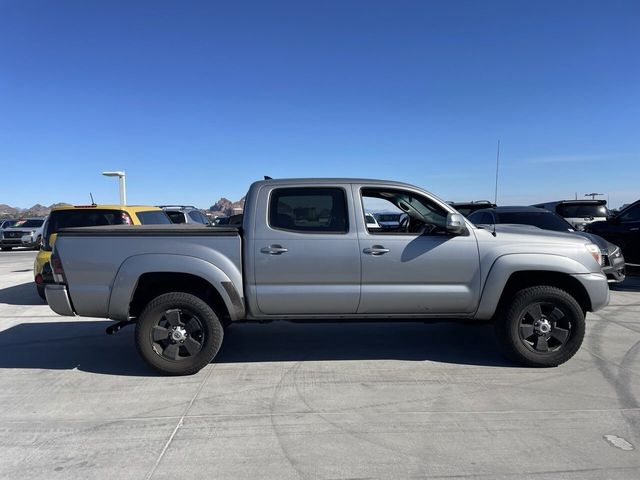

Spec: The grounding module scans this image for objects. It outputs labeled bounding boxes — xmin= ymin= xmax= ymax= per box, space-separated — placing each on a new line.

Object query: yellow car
xmin=34 ymin=204 xmax=171 ymax=299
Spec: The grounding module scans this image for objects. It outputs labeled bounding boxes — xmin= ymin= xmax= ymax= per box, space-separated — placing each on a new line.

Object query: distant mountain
xmin=0 ymin=203 xmax=71 ymax=219
xmin=209 ymin=197 xmax=245 ymax=217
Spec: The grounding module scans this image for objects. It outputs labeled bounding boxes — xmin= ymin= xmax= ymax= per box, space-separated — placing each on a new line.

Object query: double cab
xmin=46 ymin=178 xmax=610 ymax=375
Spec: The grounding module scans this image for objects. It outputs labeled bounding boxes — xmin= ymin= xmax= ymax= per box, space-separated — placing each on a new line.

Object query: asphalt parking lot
xmin=0 ymin=250 xmax=638 ymax=479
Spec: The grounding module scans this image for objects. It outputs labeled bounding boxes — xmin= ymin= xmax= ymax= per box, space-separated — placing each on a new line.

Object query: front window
xmin=136 ymin=211 xmax=172 ymax=225
xmin=188 ymin=210 xmax=208 ymax=224
xmin=361 ymin=188 xmax=447 ymax=234
xmin=269 ymin=187 xmax=348 ymax=233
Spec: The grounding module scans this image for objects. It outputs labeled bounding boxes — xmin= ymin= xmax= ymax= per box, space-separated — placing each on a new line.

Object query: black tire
xmin=36 ymin=284 xmax=46 ymax=300
xmin=135 ymin=292 xmax=224 ymax=376
xmin=1 ymin=247 xmax=11 ymax=251
xmin=495 ymin=286 xmax=585 ymax=367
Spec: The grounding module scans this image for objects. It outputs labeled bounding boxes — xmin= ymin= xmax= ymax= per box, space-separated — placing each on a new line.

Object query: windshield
xmin=498 ymin=212 xmax=573 ymax=232
xmin=13 ymin=219 xmax=44 ymax=228
xmin=557 ymin=204 xmax=609 ymax=218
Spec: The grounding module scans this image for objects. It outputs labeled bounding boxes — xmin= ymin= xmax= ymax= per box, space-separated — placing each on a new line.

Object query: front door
xmin=253 ymin=185 xmax=361 ymax=315
xmin=354 ymin=184 xmax=481 ymax=315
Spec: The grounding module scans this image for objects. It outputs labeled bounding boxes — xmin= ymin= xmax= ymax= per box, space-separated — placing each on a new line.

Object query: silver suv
xmin=159 ymin=205 xmax=210 ymax=225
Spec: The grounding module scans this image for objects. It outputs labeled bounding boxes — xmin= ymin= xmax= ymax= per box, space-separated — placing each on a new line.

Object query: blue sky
xmin=1 ymin=0 xmax=638 ymax=209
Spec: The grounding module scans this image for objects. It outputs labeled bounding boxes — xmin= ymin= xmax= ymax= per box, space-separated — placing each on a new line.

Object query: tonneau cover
xmin=57 ymin=224 xmax=239 ymax=236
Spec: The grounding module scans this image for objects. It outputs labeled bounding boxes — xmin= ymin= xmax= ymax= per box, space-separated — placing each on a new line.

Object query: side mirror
xmin=446 ymin=213 xmax=467 ymax=235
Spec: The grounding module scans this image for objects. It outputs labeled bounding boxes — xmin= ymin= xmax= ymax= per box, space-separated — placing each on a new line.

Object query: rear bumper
xmin=572 ymin=272 xmax=610 ymax=312
xmin=45 ymin=285 xmax=75 ymax=316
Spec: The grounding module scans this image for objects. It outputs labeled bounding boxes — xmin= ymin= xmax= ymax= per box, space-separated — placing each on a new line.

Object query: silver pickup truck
xmin=46 ymin=178 xmax=610 ymax=375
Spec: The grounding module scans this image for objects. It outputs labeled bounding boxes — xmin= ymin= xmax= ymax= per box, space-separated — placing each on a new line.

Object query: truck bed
xmin=55 ymin=224 xmax=243 ymax=319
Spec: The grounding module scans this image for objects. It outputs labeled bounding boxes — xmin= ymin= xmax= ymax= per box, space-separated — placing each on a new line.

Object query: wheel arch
xmin=476 ymin=254 xmax=593 ymax=319
xmin=108 ymin=254 xmax=245 ymax=323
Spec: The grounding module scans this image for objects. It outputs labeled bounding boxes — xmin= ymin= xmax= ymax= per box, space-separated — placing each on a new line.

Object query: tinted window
xmin=269 ymin=187 xmax=348 ymax=233
xmin=45 ymin=209 xmax=130 ymax=248
xmin=166 ymin=211 xmax=186 ymax=224
xmin=188 ymin=210 xmax=207 ymax=224
xmin=619 ymin=204 xmax=640 ymax=223
xmin=468 ymin=211 xmax=493 ymax=224
xmin=556 ymin=204 xmax=608 ymax=218
xmin=136 ymin=211 xmax=172 ymax=225
xmin=497 ymin=212 xmax=573 ymax=232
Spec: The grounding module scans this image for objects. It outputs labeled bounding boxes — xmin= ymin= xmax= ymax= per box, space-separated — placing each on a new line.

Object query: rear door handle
xmin=261 ymin=244 xmax=288 ymax=255
xmin=363 ymin=245 xmax=390 ymax=255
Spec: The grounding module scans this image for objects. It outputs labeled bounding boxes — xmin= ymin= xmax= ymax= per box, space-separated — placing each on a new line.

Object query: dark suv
xmin=586 ymin=200 xmax=640 ymax=266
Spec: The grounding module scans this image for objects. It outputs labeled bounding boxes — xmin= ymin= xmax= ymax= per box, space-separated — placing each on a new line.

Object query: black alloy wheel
xmin=495 ymin=286 xmax=585 ymax=367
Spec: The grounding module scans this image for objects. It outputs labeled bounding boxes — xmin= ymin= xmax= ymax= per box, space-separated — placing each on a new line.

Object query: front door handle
xmin=261 ymin=244 xmax=288 ymax=255
xmin=363 ymin=245 xmax=390 ymax=255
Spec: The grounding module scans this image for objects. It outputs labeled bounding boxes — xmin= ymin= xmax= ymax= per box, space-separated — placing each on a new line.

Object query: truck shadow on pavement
xmin=0 ymin=282 xmax=46 ymax=306
xmin=0 ymin=320 xmax=514 ymax=376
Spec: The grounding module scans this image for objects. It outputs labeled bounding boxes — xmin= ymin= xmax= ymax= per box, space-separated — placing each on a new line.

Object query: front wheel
xmin=495 ymin=286 xmax=585 ymax=367
xmin=135 ymin=292 xmax=224 ymax=376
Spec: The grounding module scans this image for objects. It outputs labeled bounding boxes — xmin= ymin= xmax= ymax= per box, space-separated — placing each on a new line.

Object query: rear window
xmin=136 ymin=211 xmax=172 ymax=225
xmin=269 ymin=187 xmax=348 ymax=233
xmin=498 ymin=212 xmax=573 ymax=232
xmin=556 ymin=204 xmax=608 ymax=218
xmin=45 ymin=209 xmax=130 ymax=248
xmin=166 ymin=211 xmax=187 ymax=224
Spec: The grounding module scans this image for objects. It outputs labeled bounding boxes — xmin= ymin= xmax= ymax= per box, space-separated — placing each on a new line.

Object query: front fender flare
xmin=475 ymin=253 xmax=591 ymax=320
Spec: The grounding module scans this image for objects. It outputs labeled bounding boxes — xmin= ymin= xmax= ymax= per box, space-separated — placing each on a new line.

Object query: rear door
xmin=354 ymin=184 xmax=481 ymax=315
xmin=251 ymin=184 xmax=361 ymax=315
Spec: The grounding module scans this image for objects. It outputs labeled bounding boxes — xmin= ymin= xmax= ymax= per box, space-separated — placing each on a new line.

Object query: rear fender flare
xmin=107 ymin=254 xmax=244 ymax=321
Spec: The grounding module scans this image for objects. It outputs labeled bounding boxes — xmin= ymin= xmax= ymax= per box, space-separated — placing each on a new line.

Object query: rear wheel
xmin=495 ymin=286 xmax=585 ymax=367
xmin=135 ymin=292 xmax=224 ymax=376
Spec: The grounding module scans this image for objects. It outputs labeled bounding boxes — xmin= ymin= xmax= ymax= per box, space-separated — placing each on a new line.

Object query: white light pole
xmin=102 ymin=171 xmax=127 ymax=205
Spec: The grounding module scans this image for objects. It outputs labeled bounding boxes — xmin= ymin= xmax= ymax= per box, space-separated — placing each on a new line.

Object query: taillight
xmin=35 ymin=274 xmax=43 ymax=285
xmin=121 ymin=212 xmax=132 ymax=225
xmin=51 ymin=250 xmax=67 ymax=283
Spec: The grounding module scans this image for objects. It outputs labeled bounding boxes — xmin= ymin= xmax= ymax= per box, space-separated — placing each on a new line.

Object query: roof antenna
xmin=491 ymin=140 xmax=500 ymax=237
xmin=90 ymin=192 xmax=96 ymax=205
